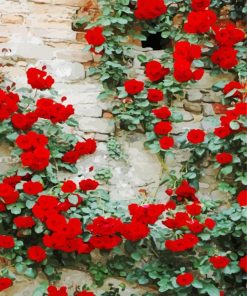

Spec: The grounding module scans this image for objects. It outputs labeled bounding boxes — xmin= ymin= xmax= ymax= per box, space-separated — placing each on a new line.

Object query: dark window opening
xmin=142 ymin=32 xmax=171 ymax=50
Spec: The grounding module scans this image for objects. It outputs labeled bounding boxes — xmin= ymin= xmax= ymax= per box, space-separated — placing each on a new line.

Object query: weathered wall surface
xmin=0 ymin=0 xmax=163 ymax=202
xmin=0 ymin=0 xmax=231 ymax=294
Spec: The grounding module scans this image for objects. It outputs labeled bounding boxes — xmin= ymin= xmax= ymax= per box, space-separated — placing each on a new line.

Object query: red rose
xmin=191 ymin=0 xmax=210 ymax=11
xmin=0 ymin=235 xmax=15 ymax=248
xmin=173 ymin=41 xmax=202 ymax=61
xmin=27 ymin=246 xmax=47 ymax=263
xmin=61 ymin=180 xmax=77 ymax=193
xmin=159 ymin=136 xmax=174 ymax=150
xmin=209 ymin=256 xmax=230 ymax=269
xmin=223 ymin=81 xmax=243 ymax=99
xmin=76 ymin=291 xmax=95 ymax=296
xmin=165 ymin=233 xmax=199 ymax=252
xmin=27 ymin=67 xmax=54 ymax=90
xmin=239 ymin=255 xmax=247 ymax=272
xmin=62 ymin=150 xmax=80 ymax=164
xmin=129 ymin=203 xmax=165 ymax=225
xmin=23 ymin=181 xmax=43 ymax=195
xmin=175 ymin=180 xmax=198 ymax=202
xmin=154 ymin=121 xmax=172 ymax=135
xmin=75 ymin=138 xmax=97 ymax=155
xmin=47 ymin=285 xmax=68 ymax=296
xmin=187 ymin=129 xmax=206 ymax=144
xmin=120 ymin=221 xmax=150 ymax=241
xmin=165 ymin=188 xmax=173 ymax=196
xmin=204 ymin=218 xmax=216 ymax=230
xmin=176 ymin=273 xmax=194 ymax=286
xmin=85 ymin=26 xmax=106 ymax=47
xmin=36 ymin=98 xmax=74 ymax=124
xmin=237 ymin=190 xmax=247 ymax=207
xmin=0 ymin=183 xmax=19 ymax=205
xmin=214 ymin=125 xmax=231 ymax=138
xmin=184 ymin=10 xmax=216 ymax=34
xmin=0 ymin=203 xmax=6 ymax=212
xmin=0 ymin=90 xmax=19 ymax=122
xmin=3 ymin=175 xmax=21 ymax=188
xmin=124 ymin=79 xmax=144 ymax=95
xmin=187 ymin=219 xmax=205 ymax=233
xmin=174 ymin=60 xmax=204 ymax=83
xmin=32 ymin=195 xmax=59 ymax=222
xmin=79 ymin=179 xmax=99 ymax=191
xmin=211 ymin=47 xmax=238 ymax=69
xmin=186 ymin=203 xmax=202 ymax=216
xmin=235 ymin=102 xmax=247 ymax=116
xmin=16 ymin=131 xmax=48 ymax=150
xmin=134 ymin=0 xmax=167 ymax=20
xmin=216 ymin=152 xmax=233 ymax=164
xmin=147 ymin=89 xmax=164 ymax=103
xmin=164 ymin=200 xmax=177 ymax=210
xmin=152 ymin=106 xmax=171 ymax=119
xmin=87 ymin=216 xmax=122 ymax=236
xmin=89 ymin=235 xmax=122 ymax=250
xmin=145 ymin=60 xmax=169 ymax=82
xmin=0 ymin=278 xmax=13 ymax=292
xmin=21 ymin=147 xmax=50 ymax=171
xmin=213 ymin=24 xmax=245 ymax=47
xmin=13 ymin=216 xmax=35 ymax=228
xmin=11 ymin=112 xmax=38 ymax=130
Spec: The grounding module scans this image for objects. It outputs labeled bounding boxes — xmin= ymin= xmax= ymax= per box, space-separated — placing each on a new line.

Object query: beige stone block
xmin=52 ymin=0 xmax=90 ymax=6
xmin=183 ymin=100 xmax=202 ymax=114
xmin=0 ymin=37 xmax=9 ymax=43
xmin=29 ymin=27 xmax=76 ymax=41
xmin=1 ymin=14 xmax=24 ymax=24
xmin=79 ymin=117 xmax=115 ymax=133
xmin=55 ymin=48 xmax=92 ymax=62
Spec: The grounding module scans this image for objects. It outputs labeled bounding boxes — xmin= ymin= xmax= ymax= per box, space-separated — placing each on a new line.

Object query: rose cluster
xmin=27 ymin=66 xmax=54 ymax=90
xmin=211 ymin=23 xmax=245 ymax=69
xmin=223 ymin=81 xmax=244 ymax=101
xmin=184 ymin=0 xmax=216 ymax=34
xmin=214 ymin=102 xmax=247 ymax=139
xmin=62 ymin=138 xmax=97 ymax=164
xmin=152 ymin=105 xmax=174 ymax=150
xmin=36 ymin=98 xmax=74 ymax=124
xmin=0 ymin=89 xmax=19 ymax=122
xmin=16 ymin=131 xmax=50 ymax=171
xmin=86 ymin=203 xmax=166 ymax=249
xmin=47 ymin=285 xmax=95 ymax=296
xmin=173 ymin=41 xmax=204 ymax=82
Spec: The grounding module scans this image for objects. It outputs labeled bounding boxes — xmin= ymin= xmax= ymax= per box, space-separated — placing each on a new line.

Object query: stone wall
xmin=0 ymin=1 xmax=232 ymax=294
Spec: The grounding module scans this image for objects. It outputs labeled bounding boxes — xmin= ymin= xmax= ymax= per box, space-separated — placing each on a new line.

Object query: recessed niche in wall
xmin=141 ymin=32 xmax=171 ymax=50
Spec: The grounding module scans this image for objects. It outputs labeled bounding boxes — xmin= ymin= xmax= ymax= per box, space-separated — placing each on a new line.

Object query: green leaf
xmin=192 ymin=279 xmax=203 ymax=289
xmin=230 ymin=121 xmax=240 ymax=130
xmin=44 ymin=265 xmax=55 ymax=276
xmin=131 ymin=252 xmax=141 ymax=261
xmin=68 ymin=195 xmax=79 ymax=205
xmin=25 ymin=268 xmax=38 ymax=279
xmin=220 ymin=165 xmax=233 ymax=175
